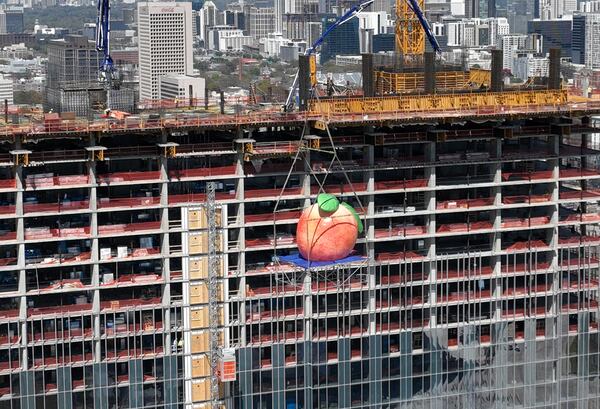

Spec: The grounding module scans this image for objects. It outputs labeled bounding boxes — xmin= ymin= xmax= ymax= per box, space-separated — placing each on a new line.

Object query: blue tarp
xmin=280 ymin=253 xmax=365 ymax=269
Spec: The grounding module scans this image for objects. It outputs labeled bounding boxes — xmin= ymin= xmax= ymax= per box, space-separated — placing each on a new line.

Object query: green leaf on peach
xmin=341 ymin=202 xmax=363 ymax=234
xmin=317 ymin=193 xmax=340 ymax=213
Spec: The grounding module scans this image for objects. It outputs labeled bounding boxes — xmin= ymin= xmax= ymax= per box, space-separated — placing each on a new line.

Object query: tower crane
xmin=284 ymin=0 xmax=375 ymax=112
xmin=284 ymin=0 xmax=440 ymax=111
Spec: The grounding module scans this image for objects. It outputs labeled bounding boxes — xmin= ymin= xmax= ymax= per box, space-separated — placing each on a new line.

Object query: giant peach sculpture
xmin=296 ymin=193 xmax=363 ymax=262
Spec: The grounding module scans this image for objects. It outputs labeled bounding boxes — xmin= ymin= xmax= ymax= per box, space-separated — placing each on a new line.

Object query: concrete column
xmin=14 ymin=136 xmax=27 ymax=370
xmin=490 ymin=137 xmax=503 ymax=324
xmin=235 ymin=148 xmax=247 ymax=346
xmin=424 ymin=52 xmax=436 ymax=94
xmin=362 ymin=53 xmax=375 ymax=98
xmin=159 ymin=131 xmax=172 ymax=354
xmin=298 ymin=55 xmax=312 ymax=111
xmin=87 ymin=134 xmax=101 ymax=363
xmin=424 ymin=141 xmax=437 ymax=324
xmin=549 ymin=48 xmax=561 ymax=90
xmin=491 ymin=49 xmax=503 ymax=92
xmin=364 ymin=144 xmax=376 ymax=335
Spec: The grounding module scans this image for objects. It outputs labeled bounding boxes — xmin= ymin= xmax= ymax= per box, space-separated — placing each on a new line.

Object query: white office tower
xmin=200 ymin=1 xmax=218 ymax=42
xmin=539 ymin=0 xmax=577 ymax=19
xmin=0 ymin=75 xmax=13 ymax=105
xmin=138 ymin=1 xmax=194 ymax=102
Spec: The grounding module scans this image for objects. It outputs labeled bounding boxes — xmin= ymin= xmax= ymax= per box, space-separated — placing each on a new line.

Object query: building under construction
xmin=0 ymin=43 xmax=597 ymax=408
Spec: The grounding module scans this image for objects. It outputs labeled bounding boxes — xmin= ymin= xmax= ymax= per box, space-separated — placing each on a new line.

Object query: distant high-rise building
xmin=137 ymin=1 xmax=193 ymax=102
xmin=0 ymin=74 xmax=13 ymax=105
xmin=200 ymin=0 xmax=218 ymax=42
xmin=320 ymin=15 xmax=359 ymax=63
xmin=465 ymin=0 xmax=480 ymax=18
xmin=573 ymin=12 xmax=600 ymax=69
xmin=527 ymin=18 xmax=572 ymax=57
xmin=46 ymin=35 xmax=100 ymax=90
xmin=2 ymin=7 xmax=23 ymax=33
xmin=247 ymin=7 xmax=275 ymax=41
xmin=501 ymin=33 xmax=530 ymax=71
xmin=507 ymin=0 xmax=536 ymax=33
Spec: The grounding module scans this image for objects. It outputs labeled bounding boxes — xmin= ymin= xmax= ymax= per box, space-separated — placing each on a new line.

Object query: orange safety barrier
xmin=100 ymin=297 xmax=162 ymax=312
xmin=0 ymin=231 xmax=15 ymax=241
xmin=169 ymin=165 xmax=237 ymax=179
xmin=562 ymin=279 xmax=600 ymax=290
xmin=0 ymin=335 xmax=19 ymax=345
xmin=562 ymin=300 xmax=599 ymax=312
xmin=374 ymin=225 xmax=427 ymax=238
xmin=377 ymin=251 xmax=424 ymax=262
xmin=560 ymin=257 xmax=600 ymax=266
xmin=38 ymin=279 xmax=86 ymax=292
xmin=376 ymin=179 xmax=428 ymax=190
xmin=251 ymin=331 xmax=304 ymax=345
xmin=380 ymin=273 xmax=427 ymax=284
xmin=25 ymin=175 xmax=89 ymax=189
xmin=24 ymin=227 xmax=90 ymax=240
xmin=499 ymin=262 xmax=551 ymax=274
xmin=560 ymin=190 xmax=600 ymax=200
xmin=246 ymin=186 xmax=303 ymax=199
xmin=245 ymin=210 xmax=301 ymax=223
xmin=0 ymin=310 xmax=18 ymax=320
xmin=0 ymin=257 xmax=16 ymax=266
xmin=501 ymin=216 xmax=550 ymax=228
xmin=439 ymin=266 xmax=493 ymax=279
xmin=28 ymin=303 xmax=92 ymax=318
xmin=437 ymin=197 xmax=494 ymax=209
xmin=505 ymin=240 xmax=549 ymax=251
xmin=0 ymin=205 xmax=14 ymax=215
xmin=503 ymin=193 xmax=551 ymax=204
xmin=437 ymin=221 xmax=492 ymax=233
xmin=246 ymin=284 xmax=302 ymax=297
xmin=24 ymin=200 xmax=89 ymax=214
xmin=560 ymin=169 xmax=600 ymax=178
xmin=31 ymin=328 xmax=93 ymax=341
xmin=559 ymin=236 xmax=600 ymax=245
xmin=502 ymin=170 xmax=553 ymax=181
xmin=560 ymin=213 xmax=600 ymax=223
xmin=252 ymin=141 xmax=303 ymax=155
xmin=245 ymin=235 xmax=295 ymax=248
xmin=97 ymin=221 xmax=161 ymax=235
xmin=311 ymin=279 xmax=365 ymax=292
xmin=310 ymin=182 xmax=368 ymax=195
xmin=0 ymin=179 xmax=15 ymax=189
xmin=97 ymin=196 xmax=160 ymax=209
xmin=97 ymin=171 xmax=161 ymax=184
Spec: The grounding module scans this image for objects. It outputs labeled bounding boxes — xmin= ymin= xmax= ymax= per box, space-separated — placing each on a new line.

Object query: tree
xmin=14 ymin=91 xmax=43 ymax=105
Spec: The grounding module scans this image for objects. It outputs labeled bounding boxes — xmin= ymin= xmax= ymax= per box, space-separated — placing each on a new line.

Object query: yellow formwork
xmin=308 ymin=89 xmax=568 ymax=116
xmin=375 ymin=70 xmax=492 ymax=94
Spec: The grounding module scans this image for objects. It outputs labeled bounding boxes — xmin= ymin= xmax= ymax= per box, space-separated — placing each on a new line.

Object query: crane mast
xmin=396 ymin=0 xmax=425 ymax=55
xmin=396 ymin=0 xmax=441 ymax=55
